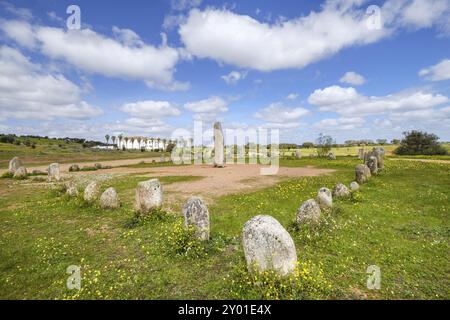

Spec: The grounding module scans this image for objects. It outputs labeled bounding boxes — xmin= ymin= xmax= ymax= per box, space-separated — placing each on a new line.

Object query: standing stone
xmin=242 ymin=215 xmax=297 ymax=276
xmin=332 ymin=183 xmax=350 ymax=198
xmin=66 ymin=185 xmax=79 ymax=197
xmin=48 ymin=163 xmax=61 ymax=182
xmin=350 ymin=181 xmax=360 ymax=191
xmin=213 ymin=122 xmax=225 ymax=168
xmin=372 ymin=147 xmax=385 ymax=170
xmin=8 ymin=157 xmax=23 ymax=174
xmin=295 ymin=150 xmax=302 ymax=159
xmin=296 ymin=199 xmax=321 ymax=224
xmin=317 ymin=187 xmax=333 ymax=209
xmin=328 ymin=152 xmax=336 ymax=160
xmin=355 ymin=164 xmax=371 ymax=184
xmin=13 ymin=166 xmax=27 ymax=179
xmin=182 ymin=197 xmax=210 ymax=241
xmin=358 ymin=149 xmax=364 ymax=160
xmin=100 ymin=187 xmax=120 ymax=209
xmin=84 ymin=181 xmax=100 ymax=202
xmin=367 ymin=156 xmax=378 ymax=175
xmin=134 ymin=178 xmax=163 ymax=215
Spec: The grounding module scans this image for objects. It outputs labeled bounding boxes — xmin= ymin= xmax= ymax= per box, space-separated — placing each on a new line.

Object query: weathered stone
xmin=13 ymin=166 xmax=27 ymax=179
xmin=358 ymin=149 xmax=365 ymax=160
xmin=94 ymin=163 xmax=102 ymax=169
xmin=350 ymin=181 xmax=360 ymax=191
xmin=66 ymin=185 xmax=79 ymax=197
xmin=134 ymin=178 xmax=163 ymax=214
xmin=367 ymin=156 xmax=378 ymax=175
xmin=69 ymin=164 xmax=80 ymax=172
xmin=372 ymin=147 xmax=385 ymax=170
xmin=296 ymin=199 xmax=321 ymax=224
xmin=355 ymin=164 xmax=371 ymax=184
xmin=295 ymin=150 xmax=302 ymax=159
xmin=332 ymin=183 xmax=350 ymax=198
xmin=8 ymin=157 xmax=23 ymax=174
xmin=317 ymin=187 xmax=332 ymax=209
xmin=213 ymin=122 xmax=225 ymax=168
xmin=182 ymin=197 xmax=210 ymax=240
xmin=48 ymin=163 xmax=61 ymax=182
xmin=84 ymin=181 xmax=100 ymax=202
xmin=100 ymin=187 xmax=120 ymax=209
xmin=242 ymin=215 xmax=297 ymax=276
xmin=328 ymin=152 xmax=336 ymax=160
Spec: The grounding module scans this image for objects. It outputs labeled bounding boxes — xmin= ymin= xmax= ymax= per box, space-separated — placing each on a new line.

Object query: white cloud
xmin=1 ymin=1 xmax=33 ymax=20
xmin=339 ymin=71 xmax=366 ymax=85
xmin=419 ymin=59 xmax=450 ymax=81
xmin=184 ymin=96 xmax=228 ymax=113
xmin=171 ymin=0 xmax=202 ymax=11
xmin=0 ymin=46 xmax=102 ymax=120
xmin=121 ymin=100 xmax=181 ymax=118
xmin=0 ymin=20 xmax=187 ymax=90
xmin=221 ymin=70 xmax=247 ymax=85
xmin=308 ymin=85 xmax=448 ymax=116
xmin=179 ymin=1 xmax=450 ymax=71
xmin=0 ymin=19 xmax=37 ymax=48
xmin=313 ymin=116 xmax=365 ymax=130
xmin=254 ymin=103 xmax=309 ymax=123
xmin=286 ymin=93 xmax=299 ymax=100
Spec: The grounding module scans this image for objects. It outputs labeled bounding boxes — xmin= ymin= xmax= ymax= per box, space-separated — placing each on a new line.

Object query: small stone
xmin=84 ymin=181 xmax=100 ymax=202
xmin=182 ymin=197 xmax=210 ymax=240
xmin=100 ymin=187 xmax=120 ymax=209
xmin=358 ymin=149 xmax=365 ymax=160
xmin=48 ymin=163 xmax=61 ymax=182
xmin=69 ymin=164 xmax=80 ymax=172
xmin=295 ymin=150 xmax=302 ymax=159
xmin=296 ymin=199 xmax=321 ymax=224
xmin=134 ymin=178 xmax=163 ymax=215
xmin=66 ymin=185 xmax=79 ymax=197
xmin=13 ymin=166 xmax=27 ymax=179
xmin=355 ymin=164 xmax=371 ymax=184
xmin=350 ymin=181 xmax=360 ymax=191
xmin=328 ymin=152 xmax=336 ymax=160
xmin=94 ymin=163 xmax=102 ymax=169
xmin=242 ymin=215 xmax=297 ymax=276
xmin=8 ymin=157 xmax=23 ymax=174
xmin=372 ymin=147 xmax=385 ymax=170
xmin=317 ymin=187 xmax=332 ymax=209
xmin=332 ymin=183 xmax=350 ymax=198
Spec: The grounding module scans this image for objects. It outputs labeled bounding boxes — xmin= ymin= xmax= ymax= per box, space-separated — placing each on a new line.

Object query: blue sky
xmin=0 ymin=0 xmax=449 ymax=143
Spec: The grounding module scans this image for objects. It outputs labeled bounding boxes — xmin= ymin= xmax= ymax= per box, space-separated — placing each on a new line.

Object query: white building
xmin=116 ymin=136 xmax=170 ymax=151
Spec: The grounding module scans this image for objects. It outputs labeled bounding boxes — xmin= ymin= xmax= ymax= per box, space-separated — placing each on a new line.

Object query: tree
xmin=124 ymin=137 xmax=129 ymax=149
xmin=316 ymin=133 xmax=333 ymax=158
xmin=105 ymin=134 xmax=110 ymax=145
xmin=391 ymin=139 xmax=400 ymax=145
xmin=376 ymin=139 xmax=387 ymax=145
xmin=302 ymin=142 xmax=314 ymax=149
xmin=137 ymin=137 xmax=142 ymax=149
xmin=394 ymin=131 xmax=447 ymax=155
xmin=111 ymin=135 xmax=116 ymax=147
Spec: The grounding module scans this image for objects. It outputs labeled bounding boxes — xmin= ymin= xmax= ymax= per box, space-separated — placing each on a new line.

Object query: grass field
xmin=0 ymin=157 xmax=448 ymax=299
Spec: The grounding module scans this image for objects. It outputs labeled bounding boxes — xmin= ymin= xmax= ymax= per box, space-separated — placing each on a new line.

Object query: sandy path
xmin=80 ymin=164 xmax=335 ymax=204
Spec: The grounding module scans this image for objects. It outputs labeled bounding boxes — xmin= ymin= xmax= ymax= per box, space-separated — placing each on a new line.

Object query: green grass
xmin=0 ymin=158 xmax=448 ymax=299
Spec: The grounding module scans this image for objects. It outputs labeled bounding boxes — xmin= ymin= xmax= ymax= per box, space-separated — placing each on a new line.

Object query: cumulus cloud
xmin=419 ymin=59 xmax=450 ymax=81
xmin=183 ymin=96 xmax=228 ymax=122
xmin=121 ymin=100 xmax=181 ymax=119
xmin=221 ymin=70 xmax=247 ymax=85
xmin=0 ymin=46 xmax=102 ymax=120
xmin=339 ymin=71 xmax=366 ymax=85
xmin=313 ymin=116 xmax=365 ymax=130
xmin=178 ymin=1 xmax=449 ymax=71
xmin=308 ymin=85 xmax=448 ymax=116
xmin=254 ymin=103 xmax=309 ymax=123
xmin=0 ymin=20 xmax=187 ymax=90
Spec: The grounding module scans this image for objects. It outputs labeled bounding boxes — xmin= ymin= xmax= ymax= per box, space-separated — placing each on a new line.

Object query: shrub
xmin=1 ymin=172 xmax=14 ymax=179
xmin=229 ymin=261 xmax=331 ymax=300
xmin=394 ymin=131 xmax=447 ymax=155
xmin=165 ymin=220 xmax=206 ymax=258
